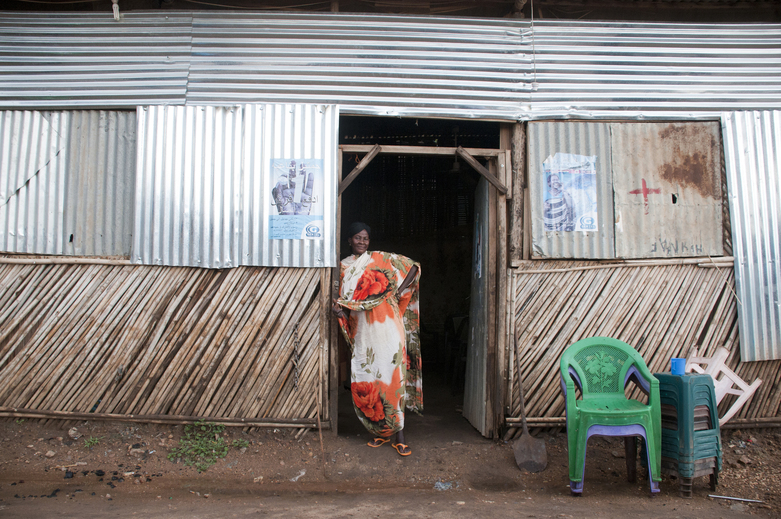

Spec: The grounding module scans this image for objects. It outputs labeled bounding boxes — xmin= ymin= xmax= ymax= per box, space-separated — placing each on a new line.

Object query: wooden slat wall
xmin=507 ymin=260 xmax=780 ymax=426
xmin=0 ymin=263 xmax=325 ymax=423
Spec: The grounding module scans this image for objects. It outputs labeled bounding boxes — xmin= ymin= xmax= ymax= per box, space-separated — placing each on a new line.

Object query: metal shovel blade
xmin=513 ymin=431 xmax=548 ymax=473
xmin=512 ymin=333 xmax=548 ymax=473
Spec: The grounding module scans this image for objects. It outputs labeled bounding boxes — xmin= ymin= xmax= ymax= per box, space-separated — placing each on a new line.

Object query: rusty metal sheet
xmin=612 ymin=122 xmax=724 ymax=259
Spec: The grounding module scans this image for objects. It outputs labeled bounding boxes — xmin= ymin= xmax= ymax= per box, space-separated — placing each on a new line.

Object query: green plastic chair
xmin=560 ymin=337 xmax=661 ymax=495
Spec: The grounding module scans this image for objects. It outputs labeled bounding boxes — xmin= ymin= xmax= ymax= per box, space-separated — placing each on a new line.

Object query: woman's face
xmin=348 ymin=229 xmax=370 ymax=255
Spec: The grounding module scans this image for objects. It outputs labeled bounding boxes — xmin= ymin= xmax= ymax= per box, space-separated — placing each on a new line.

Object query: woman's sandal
xmin=392 ymin=443 xmax=412 ymax=456
xmin=367 ymin=437 xmax=390 ymax=448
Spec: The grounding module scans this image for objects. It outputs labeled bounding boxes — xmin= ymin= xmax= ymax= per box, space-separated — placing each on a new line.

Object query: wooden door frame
xmin=330 ymin=138 xmax=511 ymax=436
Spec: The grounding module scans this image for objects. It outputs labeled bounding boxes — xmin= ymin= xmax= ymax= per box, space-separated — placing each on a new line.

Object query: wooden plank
xmin=457 ymin=146 xmax=507 ymax=195
xmin=510 ymin=123 xmax=526 ymax=266
xmin=338 ymin=143 xmax=380 ymax=195
xmin=209 ymin=268 xmax=286 ymax=417
xmin=494 ymin=155 xmax=508 ymax=433
xmin=522 ymin=182 xmax=531 ymax=260
xmin=250 ymin=273 xmax=320 ymax=418
xmin=0 ymin=257 xmax=131 ymax=266
xmin=0 ymin=406 xmax=320 ymax=427
xmin=222 ymin=269 xmax=300 ymax=417
xmin=319 ymin=268 xmax=329 ymax=424
xmin=485 ymin=176 xmax=498 ymax=437
xmin=331 ymin=148 xmax=343 ymax=434
xmin=198 ymin=268 xmax=276 ymax=417
xmin=340 ymin=144 xmax=503 ymax=157
xmin=236 ymin=270 xmax=317 ymax=418
xmin=103 ymin=267 xmax=204 ymax=413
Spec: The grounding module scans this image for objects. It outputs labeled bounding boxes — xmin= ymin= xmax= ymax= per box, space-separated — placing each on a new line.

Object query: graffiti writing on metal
xmin=628 ymin=178 xmax=661 ymax=215
xmin=650 ymin=238 xmax=704 ymax=256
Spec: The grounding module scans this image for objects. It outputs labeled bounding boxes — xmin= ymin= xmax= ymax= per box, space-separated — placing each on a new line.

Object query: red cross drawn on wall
xmin=629 ymin=178 xmax=661 ymax=215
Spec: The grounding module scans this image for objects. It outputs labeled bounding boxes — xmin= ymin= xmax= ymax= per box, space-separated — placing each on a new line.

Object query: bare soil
xmin=0 ymin=380 xmax=778 ymax=518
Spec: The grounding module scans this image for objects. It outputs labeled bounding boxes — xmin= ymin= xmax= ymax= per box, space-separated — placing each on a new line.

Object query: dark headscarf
xmin=347 ymin=221 xmax=371 ymax=239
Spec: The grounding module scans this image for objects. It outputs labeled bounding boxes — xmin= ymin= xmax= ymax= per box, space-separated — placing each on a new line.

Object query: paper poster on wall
xmin=269 ymin=158 xmax=324 ymax=239
xmin=542 ymin=153 xmax=598 ymax=232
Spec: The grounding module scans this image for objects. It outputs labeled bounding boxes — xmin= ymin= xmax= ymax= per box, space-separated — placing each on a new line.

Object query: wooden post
xmin=339 ymin=144 xmax=380 ymax=195
xmin=456 ymin=147 xmax=507 ymax=195
xmin=510 ymin=123 xmax=526 ymax=266
xmin=485 ymin=159 xmax=498 ymax=437
xmin=494 ymin=152 xmax=508 ymax=435
xmin=330 ymin=148 xmax=343 ymax=436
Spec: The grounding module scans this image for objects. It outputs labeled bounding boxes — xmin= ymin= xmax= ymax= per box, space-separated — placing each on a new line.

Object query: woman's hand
xmin=397 ymin=265 xmax=419 ymax=294
xmin=332 ymin=299 xmax=346 ymax=319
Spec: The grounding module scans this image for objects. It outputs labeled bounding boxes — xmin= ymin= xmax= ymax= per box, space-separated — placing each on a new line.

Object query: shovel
xmin=513 ymin=334 xmax=547 ymax=472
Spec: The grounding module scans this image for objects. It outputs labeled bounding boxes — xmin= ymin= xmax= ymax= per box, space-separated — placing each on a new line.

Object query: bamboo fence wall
xmin=0 ymin=262 xmax=328 ymax=428
xmin=506 ymin=259 xmax=780 ymax=433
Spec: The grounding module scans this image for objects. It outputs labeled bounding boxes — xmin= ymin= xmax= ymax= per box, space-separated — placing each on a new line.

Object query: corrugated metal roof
xmin=186 ymin=12 xmax=526 ymax=119
xmin=2 ymin=12 xmax=781 ymax=119
xmin=0 ymin=13 xmax=192 ymax=109
xmin=527 ymin=22 xmax=781 ymax=118
xmin=0 ymin=110 xmax=135 ymax=256
xmin=722 ymin=110 xmax=781 ymax=362
xmin=133 ymin=104 xmax=338 ymax=268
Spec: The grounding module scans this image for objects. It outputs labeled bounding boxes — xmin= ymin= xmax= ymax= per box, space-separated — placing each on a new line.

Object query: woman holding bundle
xmin=332 ymin=222 xmax=422 ymax=456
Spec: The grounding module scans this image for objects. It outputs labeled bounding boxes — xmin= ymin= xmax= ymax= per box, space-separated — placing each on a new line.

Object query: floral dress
xmin=336 ymin=251 xmax=422 ymax=437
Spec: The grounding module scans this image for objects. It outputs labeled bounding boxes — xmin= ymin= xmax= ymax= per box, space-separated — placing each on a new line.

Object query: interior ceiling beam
xmin=340 ymin=144 xmax=503 ymax=157
xmin=456 ymin=146 xmax=507 ymax=195
xmin=539 ymin=0 xmax=776 ymax=6
xmin=339 ymin=143 xmax=381 ymax=194
xmin=338 ymin=144 xmax=507 ymax=195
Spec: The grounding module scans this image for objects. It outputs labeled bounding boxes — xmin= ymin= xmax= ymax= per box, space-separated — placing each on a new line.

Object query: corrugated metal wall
xmin=133 ymin=103 xmax=338 ymax=268
xmin=722 ymin=110 xmax=781 ymax=362
xmin=612 ymin=122 xmax=724 ymax=259
xmin=528 ymin=122 xmax=615 ymax=259
xmin=528 ymin=121 xmax=726 ymax=260
xmin=0 ymin=110 xmax=135 ymax=257
xmin=3 ymin=13 xmax=781 ymax=120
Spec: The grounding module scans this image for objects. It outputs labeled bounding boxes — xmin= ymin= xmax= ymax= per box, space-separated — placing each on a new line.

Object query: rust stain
xmin=657 ymin=123 xmax=720 ymax=199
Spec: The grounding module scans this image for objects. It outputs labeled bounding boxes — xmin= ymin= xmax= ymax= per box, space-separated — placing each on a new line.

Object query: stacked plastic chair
xmin=560 ymin=337 xmax=661 ymax=495
xmin=656 ymin=372 xmax=722 ymax=498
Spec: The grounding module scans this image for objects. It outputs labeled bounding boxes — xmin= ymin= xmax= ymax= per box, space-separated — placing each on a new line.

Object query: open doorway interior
xmin=337 ymin=115 xmax=500 ymax=439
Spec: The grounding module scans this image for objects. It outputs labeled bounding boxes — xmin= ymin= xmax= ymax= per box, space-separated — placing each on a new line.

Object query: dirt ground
xmin=0 ymin=378 xmax=778 ymax=518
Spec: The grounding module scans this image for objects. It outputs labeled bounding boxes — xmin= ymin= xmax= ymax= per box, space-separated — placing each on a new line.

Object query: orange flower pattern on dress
xmin=336 ymin=251 xmax=423 ymax=438
xmin=351 ymin=381 xmax=386 ymax=422
xmin=353 ymin=269 xmax=389 ymax=301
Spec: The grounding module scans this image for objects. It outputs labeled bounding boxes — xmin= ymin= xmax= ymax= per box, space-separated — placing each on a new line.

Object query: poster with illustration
xmin=542 ymin=153 xmax=598 ymax=232
xmin=269 ymin=158 xmax=324 ymax=239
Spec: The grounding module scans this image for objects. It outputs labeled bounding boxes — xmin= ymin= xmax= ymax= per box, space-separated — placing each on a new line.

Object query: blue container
xmin=670 ymin=358 xmax=686 ymax=375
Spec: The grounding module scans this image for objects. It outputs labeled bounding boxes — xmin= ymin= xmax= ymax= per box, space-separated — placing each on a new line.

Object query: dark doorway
xmin=337 ymin=115 xmax=500 ymax=438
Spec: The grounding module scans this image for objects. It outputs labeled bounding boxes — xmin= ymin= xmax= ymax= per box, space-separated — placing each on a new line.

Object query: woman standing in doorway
xmin=332 ymin=222 xmax=422 ymax=456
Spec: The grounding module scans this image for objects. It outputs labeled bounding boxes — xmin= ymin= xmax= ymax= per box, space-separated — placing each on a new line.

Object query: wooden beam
xmin=339 ymin=144 xmax=380 ymax=195
xmin=330 ymin=149 xmax=344 ymax=436
xmin=340 ymin=144 xmax=503 ymax=157
xmin=510 ymin=123 xmax=526 ymax=266
xmin=0 ymin=406 xmax=327 ymax=428
xmin=457 ymin=146 xmax=508 ymax=195
xmin=494 ymin=156 xmax=508 ymax=435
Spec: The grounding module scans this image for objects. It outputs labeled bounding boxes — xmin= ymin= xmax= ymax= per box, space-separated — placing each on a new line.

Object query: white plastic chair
xmin=685 ymin=346 xmax=762 ymax=426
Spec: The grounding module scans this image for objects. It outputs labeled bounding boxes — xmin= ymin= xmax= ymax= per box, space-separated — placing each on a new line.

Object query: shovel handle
xmin=514 ymin=334 xmax=530 ymax=436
